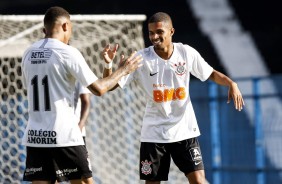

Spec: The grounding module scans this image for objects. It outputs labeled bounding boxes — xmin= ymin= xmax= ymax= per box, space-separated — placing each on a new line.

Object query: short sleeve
xmin=187 ymin=45 xmax=213 ymax=81
xmin=66 ymin=47 xmax=98 ymax=87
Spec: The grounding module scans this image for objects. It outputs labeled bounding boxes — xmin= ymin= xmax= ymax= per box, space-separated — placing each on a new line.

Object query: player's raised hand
xmin=227 ymin=83 xmax=245 ymax=111
xmin=119 ymin=51 xmax=143 ymax=75
xmin=102 ymin=43 xmax=119 ymax=63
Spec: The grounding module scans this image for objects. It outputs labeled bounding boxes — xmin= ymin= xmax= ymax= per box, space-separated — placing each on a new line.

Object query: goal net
xmin=0 ymin=15 xmax=188 ymax=184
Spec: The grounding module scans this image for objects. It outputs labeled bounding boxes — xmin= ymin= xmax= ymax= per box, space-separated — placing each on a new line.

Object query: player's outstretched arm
xmin=87 ymin=52 xmax=142 ymax=96
xmin=208 ymin=70 xmax=245 ymax=111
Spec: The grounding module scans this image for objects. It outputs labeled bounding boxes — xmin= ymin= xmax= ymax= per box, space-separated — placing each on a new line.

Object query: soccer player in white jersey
xmin=103 ymin=12 xmax=245 ymax=184
xmin=21 ymin=6 xmax=142 ymax=184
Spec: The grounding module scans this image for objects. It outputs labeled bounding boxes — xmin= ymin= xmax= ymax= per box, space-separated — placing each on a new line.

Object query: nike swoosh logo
xmin=195 ymin=161 xmax=202 ymax=165
xmin=150 ymin=72 xmax=158 ymax=76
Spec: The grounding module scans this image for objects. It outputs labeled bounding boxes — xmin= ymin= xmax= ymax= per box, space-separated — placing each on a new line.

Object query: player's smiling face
xmin=148 ymin=21 xmax=174 ymax=50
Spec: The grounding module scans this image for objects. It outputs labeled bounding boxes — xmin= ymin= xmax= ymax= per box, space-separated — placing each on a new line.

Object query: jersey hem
xmin=140 ymin=134 xmax=200 ymax=143
xmin=22 ymin=142 xmax=85 ymax=147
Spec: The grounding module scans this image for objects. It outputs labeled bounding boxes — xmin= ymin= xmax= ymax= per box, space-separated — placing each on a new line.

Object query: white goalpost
xmin=0 ymin=14 xmax=188 ymax=184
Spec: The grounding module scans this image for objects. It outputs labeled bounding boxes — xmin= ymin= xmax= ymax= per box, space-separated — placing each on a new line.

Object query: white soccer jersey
xmin=21 ymin=38 xmax=97 ymax=147
xmin=119 ymin=43 xmax=213 ymax=143
xmin=74 ymin=81 xmax=91 ymax=137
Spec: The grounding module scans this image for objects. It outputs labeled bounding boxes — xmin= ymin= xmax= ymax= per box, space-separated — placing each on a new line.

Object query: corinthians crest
xmin=173 ymin=61 xmax=186 ymax=76
xmin=141 ymin=160 xmax=152 ymax=175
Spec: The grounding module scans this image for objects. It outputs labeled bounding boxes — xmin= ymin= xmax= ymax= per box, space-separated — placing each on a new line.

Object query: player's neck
xmin=154 ymin=43 xmax=174 ymax=60
xmin=44 ymin=34 xmax=67 ymax=44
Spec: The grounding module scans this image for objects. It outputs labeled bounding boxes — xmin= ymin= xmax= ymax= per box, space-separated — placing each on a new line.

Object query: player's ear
xmin=170 ymin=28 xmax=175 ymax=37
xmin=62 ymin=22 xmax=68 ymax=32
xmin=42 ymin=28 xmax=46 ymax=34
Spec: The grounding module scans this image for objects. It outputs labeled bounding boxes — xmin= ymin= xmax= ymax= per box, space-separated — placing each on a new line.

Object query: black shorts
xmin=140 ymin=137 xmax=204 ymax=181
xmin=23 ymin=145 xmax=92 ymax=182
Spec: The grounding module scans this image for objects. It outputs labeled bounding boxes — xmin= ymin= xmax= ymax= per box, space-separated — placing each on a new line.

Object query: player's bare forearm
xmin=209 ymin=70 xmax=244 ymax=111
xmin=88 ymin=67 xmax=126 ymax=95
xmin=208 ymin=70 xmax=236 ymax=87
xmin=88 ymin=54 xmax=142 ymax=96
xmin=78 ymin=93 xmax=91 ymax=131
xmin=102 ymin=66 xmax=120 ymax=91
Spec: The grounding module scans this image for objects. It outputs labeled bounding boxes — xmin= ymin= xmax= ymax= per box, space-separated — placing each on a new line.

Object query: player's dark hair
xmin=44 ymin=6 xmax=70 ymax=28
xmin=148 ymin=12 xmax=173 ymax=27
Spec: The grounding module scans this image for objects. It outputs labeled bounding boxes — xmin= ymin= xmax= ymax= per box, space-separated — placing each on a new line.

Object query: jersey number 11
xmin=31 ymin=75 xmax=51 ymax=111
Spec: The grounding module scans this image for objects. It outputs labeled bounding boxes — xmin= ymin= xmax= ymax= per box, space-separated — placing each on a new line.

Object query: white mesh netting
xmin=0 ymin=15 xmax=188 ymax=184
